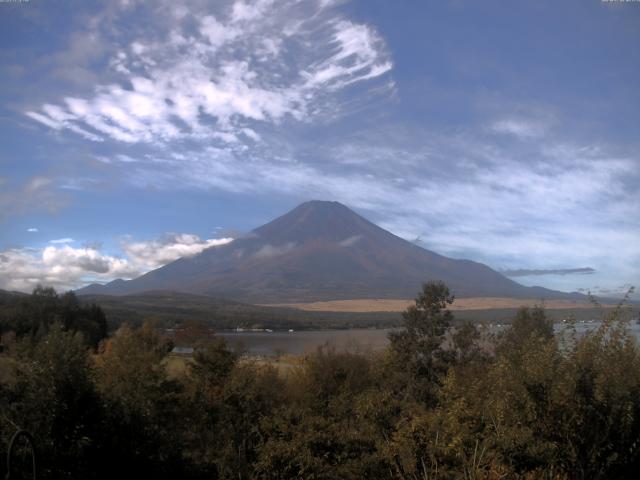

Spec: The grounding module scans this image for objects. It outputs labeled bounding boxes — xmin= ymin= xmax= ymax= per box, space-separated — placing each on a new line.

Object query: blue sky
xmin=0 ymin=0 xmax=638 ymax=299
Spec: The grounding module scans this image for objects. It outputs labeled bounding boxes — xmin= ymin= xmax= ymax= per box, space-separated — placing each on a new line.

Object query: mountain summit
xmin=78 ymin=201 xmax=574 ymax=302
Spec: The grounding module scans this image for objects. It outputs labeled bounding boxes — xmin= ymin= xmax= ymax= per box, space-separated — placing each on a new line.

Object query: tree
xmin=388 ymin=281 xmax=455 ymax=404
xmin=499 ymin=306 xmax=554 ymax=352
xmin=2 ymin=323 xmax=103 ymax=479
xmin=189 ymin=337 xmax=238 ymax=391
xmin=451 ymin=321 xmax=486 ymax=366
xmin=94 ymin=323 xmax=184 ymax=478
xmin=256 ymin=347 xmax=387 ymax=480
xmin=1 ymin=286 xmax=108 ymax=348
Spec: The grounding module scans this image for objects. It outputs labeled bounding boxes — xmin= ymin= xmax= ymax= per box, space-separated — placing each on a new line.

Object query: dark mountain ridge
xmin=77 ymin=201 xmax=583 ymax=303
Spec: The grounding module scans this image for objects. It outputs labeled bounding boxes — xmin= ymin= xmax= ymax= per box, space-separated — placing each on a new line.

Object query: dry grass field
xmin=263 ymin=297 xmax=609 ymax=313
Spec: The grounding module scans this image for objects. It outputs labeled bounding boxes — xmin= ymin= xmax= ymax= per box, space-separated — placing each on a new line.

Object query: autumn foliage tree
xmin=388 ymin=280 xmax=455 ymax=404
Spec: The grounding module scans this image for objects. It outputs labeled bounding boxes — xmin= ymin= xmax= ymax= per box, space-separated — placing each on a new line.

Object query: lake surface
xmin=219 ymin=320 xmax=640 ymax=356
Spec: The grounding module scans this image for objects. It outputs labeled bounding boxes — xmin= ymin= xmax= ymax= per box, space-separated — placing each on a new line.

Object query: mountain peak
xmin=251 ymin=200 xmax=377 ymax=244
xmin=298 ymin=200 xmax=349 ymax=209
xmin=283 ymin=200 xmax=355 ymax=220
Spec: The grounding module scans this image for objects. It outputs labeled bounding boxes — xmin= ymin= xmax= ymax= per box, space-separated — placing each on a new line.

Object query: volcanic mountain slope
xmin=78 ymin=201 xmax=580 ymax=303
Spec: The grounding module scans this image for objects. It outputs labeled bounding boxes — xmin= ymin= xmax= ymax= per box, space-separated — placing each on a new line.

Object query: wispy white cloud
xmin=253 ymin=242 xmax=295 ymax=259
xmin=0 ymin=176 xmax=69 ymax=222
xmin=486 ymin=106 xmax=558 ymax=140
xmin=27 ymin=228 xmax=39 ymax=233
xmin=25 ymin=0 xmax=392 ymax=148
xmin=302 ymin=20 xmax=392 ymax=90
xmin=338 ymin=235 xmax=362 ymax=247
xmin=50 ymin=237 xmax=74 ymax=244
xmin=490 ymin=118 xmax=549 ymax=139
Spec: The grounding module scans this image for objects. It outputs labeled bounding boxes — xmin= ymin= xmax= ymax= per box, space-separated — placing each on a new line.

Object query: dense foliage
xmin=0 ymin=286 xmax=107 ymax=348
xmin=1 ymin=283 xmax=639 ymax=479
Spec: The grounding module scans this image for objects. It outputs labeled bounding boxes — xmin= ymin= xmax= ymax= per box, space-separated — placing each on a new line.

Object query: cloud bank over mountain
xmin=0 ymin=234 xmax=232 ymax=292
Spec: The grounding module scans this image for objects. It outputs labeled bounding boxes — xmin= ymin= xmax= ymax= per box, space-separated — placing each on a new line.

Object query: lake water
xmin=218 ymin=320 xmax=640 ymax=356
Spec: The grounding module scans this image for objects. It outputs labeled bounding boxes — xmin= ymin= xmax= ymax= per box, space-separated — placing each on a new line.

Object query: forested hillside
xmin=1 ymin=283 xmax=639 ymax=479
